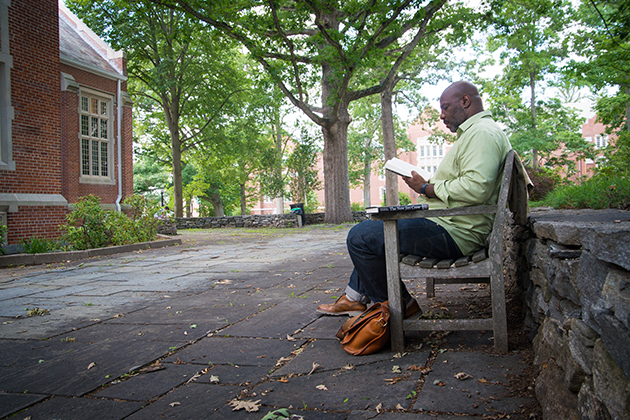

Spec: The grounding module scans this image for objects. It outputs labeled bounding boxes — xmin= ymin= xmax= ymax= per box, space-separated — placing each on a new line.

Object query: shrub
xmin=60 ymin=195 xmax=161 ymax=250
xmin=539 ymin=174 xmax=630 ymax=210
xmin=527 ymin=166 xmax=560 ymax=201
xmin=20 ymin=237 xmax=63 ymax=254
xmin=350 ymin=202 xmax=364 ymax=212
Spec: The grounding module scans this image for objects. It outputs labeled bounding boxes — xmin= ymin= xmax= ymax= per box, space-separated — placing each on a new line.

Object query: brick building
xmin=0 ymin=0 xmax=133 ymax=245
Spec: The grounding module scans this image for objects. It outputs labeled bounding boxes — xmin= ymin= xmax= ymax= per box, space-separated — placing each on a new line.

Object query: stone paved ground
xmin=0 ymin=225 xmax=540 ymax=419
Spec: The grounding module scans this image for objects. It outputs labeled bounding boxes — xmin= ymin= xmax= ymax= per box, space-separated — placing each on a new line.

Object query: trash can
xmin=290 ymin=203 xmax=305 ymax=227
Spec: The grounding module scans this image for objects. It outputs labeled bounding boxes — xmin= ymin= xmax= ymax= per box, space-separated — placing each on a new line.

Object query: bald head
xmin=439 ymin=81 xmax=484 ymax=132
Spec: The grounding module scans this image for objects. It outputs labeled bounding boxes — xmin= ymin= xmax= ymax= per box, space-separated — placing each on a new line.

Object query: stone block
xmin=563 ymin=330 xmax=594 ymax=392
xmin=533 ymin=317 xmax=565 ymax=366
xmin=532 ymin=221 xmax=582 ymax=246
xmin=582 ymin=225 xmax=630 ymax=271
xmin=535 ymin=363 xmax=580 ymax=420
xmin=601 ymin=267 xmax=630 ymax=330
xmin=592 ymin=339 xmax=630 ymax=419
xmin=578 ymin=380 xmax=613 ymax=420
xmin=576 ymin=251 xmax=609 ymax=331
xmin=592 ymin=307 xmax=630 ymax=383
xmin=550 ymin=258 xmax=580 ymax=305
xmin=549 ymin=242 xmax=582 ymax=259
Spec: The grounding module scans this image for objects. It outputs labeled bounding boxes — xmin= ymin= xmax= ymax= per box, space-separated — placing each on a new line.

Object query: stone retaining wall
xmin=523 ymin=209 xmax=630 ymax=420
xmin=174 ymin=211 xmax=369 ymax=230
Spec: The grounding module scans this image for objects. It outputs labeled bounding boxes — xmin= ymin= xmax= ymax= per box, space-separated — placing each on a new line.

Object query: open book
xmin=384 ymin=157 xmax=432 ymax=180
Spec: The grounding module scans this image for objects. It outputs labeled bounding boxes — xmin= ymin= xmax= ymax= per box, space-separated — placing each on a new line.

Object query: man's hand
xmin=403 ymin=171 xmax=427 ymax=194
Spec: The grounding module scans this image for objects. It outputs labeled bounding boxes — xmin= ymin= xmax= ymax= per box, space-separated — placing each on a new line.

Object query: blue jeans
xmin=345 ymin=219 xmax=463 ymax=303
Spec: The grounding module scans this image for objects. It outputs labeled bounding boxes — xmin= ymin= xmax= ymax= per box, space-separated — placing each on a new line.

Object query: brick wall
xmin=5 ymin=207 xmax=67 ymax=244
xmin=2 ymin=0 xmax=62 ymax=194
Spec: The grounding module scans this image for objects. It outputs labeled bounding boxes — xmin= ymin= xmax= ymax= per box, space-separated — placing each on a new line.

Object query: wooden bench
xmin=370 ymin=150 xmax=529 ymax=353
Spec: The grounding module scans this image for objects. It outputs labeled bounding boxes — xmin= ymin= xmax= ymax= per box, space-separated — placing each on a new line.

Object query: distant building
xmin=0 ymin=0 xmax=133 ymax=245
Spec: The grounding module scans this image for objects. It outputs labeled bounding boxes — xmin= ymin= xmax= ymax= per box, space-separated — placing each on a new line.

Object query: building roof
xmin=58 ymin=3 xmax=125 ymax=79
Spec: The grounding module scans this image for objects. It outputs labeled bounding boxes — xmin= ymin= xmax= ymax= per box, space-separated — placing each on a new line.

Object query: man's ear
xmin=460 ymin=94 xmax=471 ymax=109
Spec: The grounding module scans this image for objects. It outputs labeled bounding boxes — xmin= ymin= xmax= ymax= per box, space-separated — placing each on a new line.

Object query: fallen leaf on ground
xmin=229 ymin=399 xmax=261 ymax=412
xmin=391 ymin=365 xmax=402 ymax=373
xmin=316 ymin=384 xmax=328 ymax=391
xmin=375 ymin=403 xmax=384 ymax=413
xmin=433 ymin=380 xmax=445 ymax=386
xmin=396 ymin=404 xmax=405 ymax=410
xmin=87 ymin=362 xmax=96 ymax=370
xmin=455 ymin=372 xmax=473 ymax=380
xmin=308 ymin=362 xmax=321 ymax=375
xmin=210 ymin=375 xmax=219 ymax=383
xmin=138 ymin=362 xmax=165 ymax=374
xmin=169 ymin=402 xmax=180 ymax=407
xmin=286 ymin=335 xmax=296 ymax=341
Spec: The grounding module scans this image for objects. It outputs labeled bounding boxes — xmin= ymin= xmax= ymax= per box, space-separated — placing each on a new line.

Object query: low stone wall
xmin=523 ymin=209 xmax=630 ymax=420
xmin=175 ymin=211 xmax=369 ymax=230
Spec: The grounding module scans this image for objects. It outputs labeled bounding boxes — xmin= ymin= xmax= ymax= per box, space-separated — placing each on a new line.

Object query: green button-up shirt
xmin=422 ymin=110 xmax=512 ymax=256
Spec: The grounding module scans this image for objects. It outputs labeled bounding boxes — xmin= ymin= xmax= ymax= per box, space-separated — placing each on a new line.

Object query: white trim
xmin=78 ymin=87 xmax=115 ymax=183
xmin=60 ymin=57 xmax=127 ymax=82
xmin=0 ymin=193 xmax=68 ymax=212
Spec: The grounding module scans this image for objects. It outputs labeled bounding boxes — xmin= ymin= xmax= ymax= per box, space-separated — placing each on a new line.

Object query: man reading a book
xmin=317 ymin=81 xmax=512 ymax=318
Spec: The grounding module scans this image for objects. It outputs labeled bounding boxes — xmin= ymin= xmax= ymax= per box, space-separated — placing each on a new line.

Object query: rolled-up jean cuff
xmin=345 ymin=286 xmax=370 ymax=304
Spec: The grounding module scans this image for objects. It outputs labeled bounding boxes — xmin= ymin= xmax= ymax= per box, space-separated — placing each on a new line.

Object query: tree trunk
xmin=321 ymin=41 xmax=352 ymax=223
xmin=626 ymin=86 xmax=630 ymax=132
xmin=530 ymin=71 xmax=539 ymax=168
xmin=170 ymin=131 xmax=184 ymax=218
xmin=208 ymin=192 xmax=224 ymax=217
xmin=240 ymin=183 xmax=247 ymax=215
xmin=363 ymin=159 xmax=371 ymax=207
xmin=274 ymin=195 xmax=284 ymax=214
xmin=381 ymin=82 xmax=399 ymax=206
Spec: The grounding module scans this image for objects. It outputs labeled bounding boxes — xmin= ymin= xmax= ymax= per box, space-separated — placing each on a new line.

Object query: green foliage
xmin=60 ymin=195 xmax=161 ymax=250
xmin=399 ymin=192 xmax=412 ymax=206
xmin=20 ymin=237 xmax=63 ymax=254
xmin=285 ymin=129 xmax=323 ymax=206
xmin=0 ymin=224 xmax=7 ymax=247
xmin=526 ymin=166 xmax=561 ymax=201
xmin=351 ymin=202 xmax=365 ymax=212
xmin=537 ymin=173 xmax=630 ymax=210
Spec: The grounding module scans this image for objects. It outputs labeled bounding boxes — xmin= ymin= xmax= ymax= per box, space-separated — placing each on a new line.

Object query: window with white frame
xmin=595 ymin=135 xmax=608 ymax=149
xmin=420 ymin=146 xmax=425 ymax=157
xmin=439 ymin=145 xmax=443 ymax=156
xmin=80 ymin=91 xmax=112 ymax=180
xmin=433 ymin=145 xmax=437 ymax=156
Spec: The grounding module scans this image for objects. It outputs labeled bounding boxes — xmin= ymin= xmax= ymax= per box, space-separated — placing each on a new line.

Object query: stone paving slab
xmin=15 ymin=395 xmax=144 ymax=419
xmin=0 ymin=393 xmax=48 ymax=418
xmin=162 ymin=336 xmax=305 ymax=367
xmin=196 ymin=364 xmax=272 ymax=386
xmin=94 ymin=363 xmax=203 ymax=401
xmin=347 ymin=410 xmax=478 ymax=419
xmin=415 ymin=351 xmax=531 ymax=416
xmin=218 ymin=298 xmax=321 ymax=338
xmin=0 ymin=339 xmax=174 ymax=396
xmin=253 ymin=359 xmax=425 ymax=411
xmin=123 ymin=382 xmax=242 ymax=420
xmin=271 ymin=339 xmax=430 ymax=378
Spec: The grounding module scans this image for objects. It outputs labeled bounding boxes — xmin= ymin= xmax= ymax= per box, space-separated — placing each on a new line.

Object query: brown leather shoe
xmin=405 ymin=299 xmax=422 ymax=319
xmin=317 ymin=294 xmax=367 ymax=316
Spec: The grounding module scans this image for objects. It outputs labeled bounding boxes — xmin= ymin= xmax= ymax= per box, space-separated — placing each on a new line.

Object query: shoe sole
xmin=316 ymin=309 xmax=364 ymax=317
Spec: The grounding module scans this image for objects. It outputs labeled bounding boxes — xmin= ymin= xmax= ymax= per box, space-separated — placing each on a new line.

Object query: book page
xmin=384 ymin=158 xmax=432 ymax=180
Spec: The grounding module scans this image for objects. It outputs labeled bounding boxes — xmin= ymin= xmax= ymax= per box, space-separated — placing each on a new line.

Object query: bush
xmin=351 ymin=202 xmax=364 ymax=212
xmin=538 ymin=174 xmax=630 ymax=210
xmin=60 ymin=195 xmax=161 ymax=250
xmin=20 ymin=237 xmax=63 ymax=254
xmin=527 ymin=166 xmax=560 ymax=201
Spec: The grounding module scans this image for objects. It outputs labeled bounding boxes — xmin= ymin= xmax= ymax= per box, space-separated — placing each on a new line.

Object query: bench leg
xmin=426 ymin=277 xmax=435 ymax=298
xmin=383 ymin=220 xmax=405 ymax=353
xmin=490 ymin=272 xmax=508 ymax=353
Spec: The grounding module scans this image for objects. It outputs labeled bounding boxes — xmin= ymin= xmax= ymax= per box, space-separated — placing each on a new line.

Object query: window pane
xmin=91 ymin=98 xmax=98 ymax=114
xmin=81 ymin=139 xmax=90 ymax=175
xmin=100 ymin=119 xmax=107 ymax=139
xmin=91 ymin=117 xmax=98 ymax=137
xmin=100 ymin=101 xmax=107 ymax=116
xmin=92 ymin=140 xmax=99 ymax=175
xmin=101 ymin=142 xmax=108 ymax=177
xmin=81 ymin=115 xmax=89 ymax=136
xmin=81 ymin=96 xmax=89 ymax=112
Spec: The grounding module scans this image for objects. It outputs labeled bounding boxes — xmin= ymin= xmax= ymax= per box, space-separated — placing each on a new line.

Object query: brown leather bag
xmin=335 ymin=301 xmax=390 ymax=355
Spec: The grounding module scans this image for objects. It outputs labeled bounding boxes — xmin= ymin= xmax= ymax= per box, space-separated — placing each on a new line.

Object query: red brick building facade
xmin=0 ymin=0 xmax=133 ymax=245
